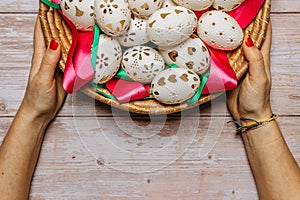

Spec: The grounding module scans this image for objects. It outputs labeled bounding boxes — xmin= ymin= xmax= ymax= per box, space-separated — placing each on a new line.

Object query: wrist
xmin=239 ymin=107 xmax=273 ymax=124
xmin=17 ymin=104 xmax=50 ymax=128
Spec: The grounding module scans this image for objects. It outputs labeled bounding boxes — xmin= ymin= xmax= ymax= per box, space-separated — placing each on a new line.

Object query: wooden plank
xmin=0 ymin=0 xmax=300 ymax=13
xmin=0 ymin=14 xmax=299 ymax=116
xmin=0 ymin=0 xmax=39 ymax=13
xmin=1 ymin=117 xmax=299 ymax=199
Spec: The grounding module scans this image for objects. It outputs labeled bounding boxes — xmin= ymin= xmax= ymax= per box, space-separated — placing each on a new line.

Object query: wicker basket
xmin=39 ymin=0 xmax=271 ymax=114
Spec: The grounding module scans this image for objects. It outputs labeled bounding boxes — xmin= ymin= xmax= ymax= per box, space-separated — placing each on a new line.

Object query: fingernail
xmin=50 ymin=39 xmax=59 ymax=50
xmin=245 ymin=37 xmax=254 ymax=47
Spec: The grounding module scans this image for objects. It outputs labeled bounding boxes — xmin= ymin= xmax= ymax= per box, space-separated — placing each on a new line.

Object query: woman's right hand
xmin=227 ymin=23 xmax=273 ymax=122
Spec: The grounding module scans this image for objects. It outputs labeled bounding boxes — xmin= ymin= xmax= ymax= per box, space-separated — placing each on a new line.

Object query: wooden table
xmin=1 ymin=1 xmax=299 ymax=199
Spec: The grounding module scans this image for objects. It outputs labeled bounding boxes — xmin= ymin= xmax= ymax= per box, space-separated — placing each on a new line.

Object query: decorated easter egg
xmin=162 ymin=0 xmax=177 ymax=8
xmin=60 ymin=0 xmax=95 ymax=31
xmin=151 ymin=68 xmax=200 ymax=104
xmin=147 ymin=6 xmax=197 ymax=47
xmin=213 ymin=0 xmax=245 ymax=12
xmin=159 ymin=34 xmax=210 ymax=75
xmin=121 ymin=46 xmax=165 ymax=83
xmin=172 ymin=0 xmax=213 ymax=11
xmin=94 ymin=0 xmax=131 ymax=36
xmin=115 ymin=15 xmax=150 ymax=47
xmin=93 ymin=34 xmax=122 ymax=84
xmin=197 ymin=10 xmax=244 ymax=50
xmin=128 ymin=0 xmax=164 ymax=19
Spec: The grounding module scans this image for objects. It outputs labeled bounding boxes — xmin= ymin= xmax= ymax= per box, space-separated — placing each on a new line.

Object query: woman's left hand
xmin=20 ymin=17 xmax=66 ymax=124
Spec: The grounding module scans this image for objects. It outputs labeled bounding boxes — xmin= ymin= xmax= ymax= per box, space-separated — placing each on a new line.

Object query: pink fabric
xmin=106 ymin=79 xmax=151 ymax=103
xmin=52 ymin=0 xmax=61 ymax=4
xmin=202 ymin=48 xmax=238 ymax=94
xmin=228 ymin=0 xmax=265 ymax=29
xmin=59 ymin=11 xmax=94 ymax=94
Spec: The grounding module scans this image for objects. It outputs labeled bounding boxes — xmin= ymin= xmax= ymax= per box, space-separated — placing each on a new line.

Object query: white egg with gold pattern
xmin=159 ymin=34 xmax=210 ymax=75
xmin=60 ymin=0 xmax=95 ymax=31
xmin=197 ymin=10 xmax=244 ymax=50
xmin=94 ymin=34 xmax=122 ymax=84
xmin=128 ymin=0 xmax=164 ymax=19
xmin=213 ymin=0 xmax=245 ymax=12
xmin=172 ymin=0 xmax=213 ymax=11
xmin=147 ymin=6 xmax=197 ymax=47
xmin=94 ymin=0 xmax=131 ymax=36
xmin=122 ymin=46 xmax=165 ymax=83
xmin=115 ymin=15 xmax=150 ymax=47
xmin=151 ymin=68 xmax=200 ymax=104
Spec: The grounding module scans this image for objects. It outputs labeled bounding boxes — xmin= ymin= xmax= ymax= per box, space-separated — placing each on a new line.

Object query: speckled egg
xmin=94 ymin=0 xmax=131 ymax=36
xmin=115 ymin=15 xmax=150 ymax=47
xmin=172 ymin=0 xmax=213 ymax=11
xmin=121 ymin=46 xmax=165 ymax=83
xmin=60 ymin=0 xmax=95 ymax=31
xmin=197 ymin=10 xmax=244 ymax=50
xmin=159 ymin=34 xmax=210 ymax=75
xmin=147 ymin=6 xmax=197 ymax=47
xmin=151 ymin=68 xmax=200 ymax=104
xmin=93 ymin=34 xmax=122 ymax=84
xmin=213 ymin=0 xmax=245 ymax=12
xmin=128 ymin=0 xmax=164 ymax=19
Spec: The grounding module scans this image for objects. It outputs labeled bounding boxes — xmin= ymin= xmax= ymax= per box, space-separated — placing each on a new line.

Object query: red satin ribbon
xmin=202 ymin=48 xmax=237 ymax=94
xmin=194 ymin=9 xmax=209 ymax=19
xmin=228 ymin=0 xmax=265 ymax=29
xmin=106 ymin=79 xmax=151 ymax=103
xmin=59 ymin=11 xmax=94 ymax=94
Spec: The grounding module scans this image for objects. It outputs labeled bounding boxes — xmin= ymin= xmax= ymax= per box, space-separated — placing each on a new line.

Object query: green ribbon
xmin=91 ymin=83 xmax=116 ymax=100
xmin=187 ymin=71 xmax=210 ymax=105
xmin=41 ymin=0 xmax=60 ymax=9
xmin=91 ymin=25 xmax=100 ymax=71
xmin=167 ymin=64 xmax=180 ymax=69
xmin=115 ymin=68 xmax=134 ymax=81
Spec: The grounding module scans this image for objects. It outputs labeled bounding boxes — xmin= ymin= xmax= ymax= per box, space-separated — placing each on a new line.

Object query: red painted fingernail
xmin=50 ymin=39 xmax=59 ymax=50
xmin=245 ymin=37 xmax=254 ymax=47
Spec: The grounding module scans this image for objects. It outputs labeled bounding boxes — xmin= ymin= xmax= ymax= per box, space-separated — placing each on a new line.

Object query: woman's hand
xmin=20 ymin=18 xmax=66 ymax=124
xmin=227 ymin=23 xmax=273 ymax=121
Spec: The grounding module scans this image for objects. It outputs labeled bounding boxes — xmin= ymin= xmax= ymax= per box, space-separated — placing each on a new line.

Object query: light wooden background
xmin=1 ymin=1 xmax=300 ymax=199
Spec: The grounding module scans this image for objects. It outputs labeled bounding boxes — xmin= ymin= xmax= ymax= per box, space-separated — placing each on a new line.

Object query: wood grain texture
xmin=0 ymin=1 xmax=300 ymax=199
xmin=1 ymin=117 xmax=299 ymax=199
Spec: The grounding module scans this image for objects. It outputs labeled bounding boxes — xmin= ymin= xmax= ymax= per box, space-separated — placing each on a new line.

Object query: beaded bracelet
xmin=228 ymin=114 xmax=279 ymax=134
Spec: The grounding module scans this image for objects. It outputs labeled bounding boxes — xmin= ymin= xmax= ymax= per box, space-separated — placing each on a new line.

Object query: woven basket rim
xmin=39 ymin=0 xmax=271 ymax=114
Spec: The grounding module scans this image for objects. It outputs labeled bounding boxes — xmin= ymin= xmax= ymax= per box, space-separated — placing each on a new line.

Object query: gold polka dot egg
xmin=60 ymin=0 xmax=95 ymax=31
xmin=151 ymin=68 xmax=201 ymax=105
xmin=197 ymin=10 xmax=244 ymax=51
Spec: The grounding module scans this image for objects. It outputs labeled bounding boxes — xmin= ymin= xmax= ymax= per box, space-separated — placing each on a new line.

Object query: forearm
xmin=242 ymin=121 xmax=300 ymax=200
xmin=0 ymin=106 xmax=48 ymax=199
